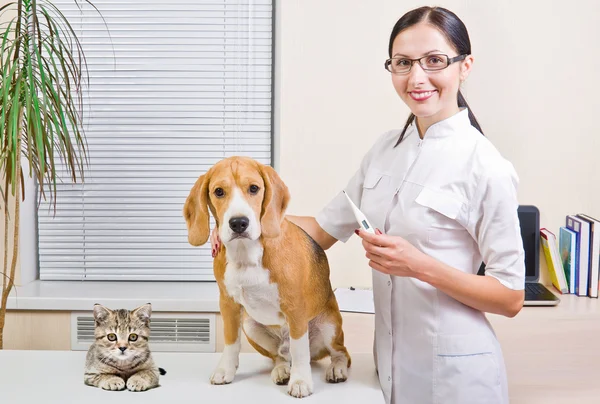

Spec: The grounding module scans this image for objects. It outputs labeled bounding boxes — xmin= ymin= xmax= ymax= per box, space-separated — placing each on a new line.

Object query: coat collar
xmin=409 ymin=108 xmax=471 ymax=140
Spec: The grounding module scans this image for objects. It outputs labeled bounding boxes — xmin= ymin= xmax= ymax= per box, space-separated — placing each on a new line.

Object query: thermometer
xmin=342 ymin=191 xmax=376 ymax=234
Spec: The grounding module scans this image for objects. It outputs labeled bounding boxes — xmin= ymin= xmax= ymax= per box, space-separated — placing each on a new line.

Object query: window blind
xmin=37 ymin=0 xmax=273 ymax=281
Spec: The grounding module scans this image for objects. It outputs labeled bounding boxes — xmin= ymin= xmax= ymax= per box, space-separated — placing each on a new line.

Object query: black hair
xmin=389 ymin=6 xmax=483 ymax=146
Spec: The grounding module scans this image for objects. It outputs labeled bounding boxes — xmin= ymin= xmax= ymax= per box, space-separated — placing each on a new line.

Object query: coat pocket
xmin=363 ymin=168 xmax=385 ymax=189
xmin=414 ymin=187 xmax=466 ymax=244
xmin=415 ymin=186 xmax=463 ymax=220
xmin=360 ymin=169 xmax=394 ymax=226
xmin=434 ymin=333 xmax=503 ymax=404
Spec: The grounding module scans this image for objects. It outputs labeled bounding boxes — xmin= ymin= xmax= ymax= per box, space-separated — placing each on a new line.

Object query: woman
xmin=213 ymin=6 xmax=524 ymax=404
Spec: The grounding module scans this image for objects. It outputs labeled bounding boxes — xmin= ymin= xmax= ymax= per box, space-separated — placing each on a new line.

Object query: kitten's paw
xmin=210 ymin=367 xmax=236 ymax=385
xmin=99 ymin=376 xmax=126 ymax=391
xmin=287 ymin=376 xmax=313 ymax=398
xmin=126 ymin=375 xmax=155 ymax=392
xmin=326 ymin=357 xmax=349 ymax=383
xmin=271 ymin=362 xmax=291 ymax=385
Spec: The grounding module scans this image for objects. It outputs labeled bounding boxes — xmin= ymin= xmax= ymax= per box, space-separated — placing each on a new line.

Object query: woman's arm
xmin=357 ymin=230 xmax=524 ymax=318
xmin=286 ymin=215 xmax=338 ymax=251
xmin=418 ymin=256 xmax=524 ymax=317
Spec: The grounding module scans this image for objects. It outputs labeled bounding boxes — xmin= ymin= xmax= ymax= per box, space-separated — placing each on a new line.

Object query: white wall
xmin=276 ymin=0 xmax=600 ymax=288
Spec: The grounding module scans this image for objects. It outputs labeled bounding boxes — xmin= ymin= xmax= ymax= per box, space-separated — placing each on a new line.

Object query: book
xmin=576 ymin=214 xmax=600 ymax=298
xmin=567 ymin=215 xmax=589 ymax=296
xmin=540 ymin=228 xmax=569 ymax=294
xmin=559 ymin=227 xmax=577 ymax=294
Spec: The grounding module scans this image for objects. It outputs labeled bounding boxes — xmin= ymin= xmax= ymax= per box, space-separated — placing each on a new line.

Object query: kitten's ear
xmin=93 ymin=304 xmax=112 ymax=323
xmin=132 ymin=303 xmax=152 ymax=324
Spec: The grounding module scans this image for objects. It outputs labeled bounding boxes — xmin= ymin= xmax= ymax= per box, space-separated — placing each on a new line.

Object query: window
xmin=38 ymin=0 xmax=273 ymax=281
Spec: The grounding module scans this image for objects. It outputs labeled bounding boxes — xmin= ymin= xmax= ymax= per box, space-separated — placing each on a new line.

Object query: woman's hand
xmin=355 ymin=228 xmax=428 ymax=278
xmin=356 ymin=228 xmax=524 ymax=317
xmin=211 ymin=227 xmax=221 ymax=258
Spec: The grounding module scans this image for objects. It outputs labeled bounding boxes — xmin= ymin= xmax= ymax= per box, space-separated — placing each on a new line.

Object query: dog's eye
xmin=107 ymin=333 xmax=117 ymax=342
xmin=214 ymin=188 xmax=225 ymax=198
xmin=249 ymin=185 xmax=259 ymax=194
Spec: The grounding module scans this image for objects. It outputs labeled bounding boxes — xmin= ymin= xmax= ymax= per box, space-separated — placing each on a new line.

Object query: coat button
xmin=388 ymin=376 xmax=391 ymax=382
xmin=388 ymin=280 xmax=391 ymax=286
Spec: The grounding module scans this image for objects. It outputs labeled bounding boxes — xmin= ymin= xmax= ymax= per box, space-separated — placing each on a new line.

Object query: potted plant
xmin=0 ymin=0 xmax=97 ymax=348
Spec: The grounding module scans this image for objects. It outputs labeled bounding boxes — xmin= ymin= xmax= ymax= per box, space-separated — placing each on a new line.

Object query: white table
xmin=0 ymin=351 xmax=384 ymax=404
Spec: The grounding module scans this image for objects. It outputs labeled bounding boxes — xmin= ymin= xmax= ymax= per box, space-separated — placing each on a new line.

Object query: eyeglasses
xmin=384 ymin=54 xmax=468 ymax=74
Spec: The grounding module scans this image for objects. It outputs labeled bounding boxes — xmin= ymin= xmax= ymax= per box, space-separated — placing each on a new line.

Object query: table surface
xmin=0 ymin=350 xmax=384 ymax=404
xmin=487 ymin=293 xmax=600 ymax=404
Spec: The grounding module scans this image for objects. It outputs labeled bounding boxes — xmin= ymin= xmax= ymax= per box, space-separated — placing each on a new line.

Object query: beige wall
xmin=5 ymin=311 xmax=374 ymax=354
xmin=277 ymin=0 xmax=600 ymax=288
xmin=4 ymin=311 xmax=71 ymax=350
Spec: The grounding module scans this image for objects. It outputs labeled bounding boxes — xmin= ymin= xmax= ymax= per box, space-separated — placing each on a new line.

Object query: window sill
xmin=6 ymin=280 xmax=220 ymax=312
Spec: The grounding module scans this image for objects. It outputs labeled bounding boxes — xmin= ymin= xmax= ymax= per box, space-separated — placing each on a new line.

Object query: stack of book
xmin=541 ymin=213 xmax=600 ymax=298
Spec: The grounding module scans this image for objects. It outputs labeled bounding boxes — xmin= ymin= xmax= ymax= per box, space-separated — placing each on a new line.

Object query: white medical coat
xmin=316 ymin=109 xmax=524 ymax=404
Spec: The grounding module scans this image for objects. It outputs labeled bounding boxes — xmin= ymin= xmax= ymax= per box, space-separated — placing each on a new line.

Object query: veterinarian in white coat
xmin=296 ymin=7 xmax=525 ymax=404
xmin=212 ymin=6 xmax=525 ymax=404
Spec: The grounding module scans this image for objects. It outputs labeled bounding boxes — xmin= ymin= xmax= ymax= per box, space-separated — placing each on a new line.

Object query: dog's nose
xmin=229 ymin=216 xmax=249 ymax=234
xmin=119 ymin=346 xmax=127 ymax=352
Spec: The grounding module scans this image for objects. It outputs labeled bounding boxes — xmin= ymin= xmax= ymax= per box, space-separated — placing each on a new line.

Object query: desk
xmin=0 ymin=351 xmax=384 ymax=404
xmin=2 ymin=294 xmax=599 ymax=403
xmin=487 ymin=293 xmax=600 ymax=404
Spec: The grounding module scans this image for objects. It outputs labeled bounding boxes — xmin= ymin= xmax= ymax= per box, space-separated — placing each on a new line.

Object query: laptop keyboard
xmin=525 ymin=283 xmax=547 ymax=295
xmin=524 ymin=282 xmax=559 ymax=302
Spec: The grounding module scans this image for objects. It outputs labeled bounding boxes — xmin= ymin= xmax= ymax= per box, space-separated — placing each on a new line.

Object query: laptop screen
xmin=518 ymin=205 xmax=540 ymax=280
xmin=478 ymin=205 xmax=539 ymax=281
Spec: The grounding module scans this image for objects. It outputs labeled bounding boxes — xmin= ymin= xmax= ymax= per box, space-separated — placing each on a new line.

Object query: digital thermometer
xmin=342 ymin=190 xmax=376 ymax=234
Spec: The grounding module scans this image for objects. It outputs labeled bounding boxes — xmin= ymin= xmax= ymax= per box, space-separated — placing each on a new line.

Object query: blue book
xmin=559 ymin=227 xmax=577 ymax=294
xmin=566 ymin=216 xmax=582 ymax=295
xmin=567 ymin=215 xmax=590 ymax=296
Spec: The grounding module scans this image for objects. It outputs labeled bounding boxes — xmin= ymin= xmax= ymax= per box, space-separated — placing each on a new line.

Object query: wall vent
xmin=71 ymin=312 xmax=215 ymax=352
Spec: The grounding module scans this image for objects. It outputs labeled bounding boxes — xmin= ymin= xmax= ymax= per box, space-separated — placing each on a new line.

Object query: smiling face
xmin=390 ymin=22 xmax=473 ymax=130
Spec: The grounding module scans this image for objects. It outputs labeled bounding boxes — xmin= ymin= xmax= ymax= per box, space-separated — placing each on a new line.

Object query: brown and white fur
xmin=183 ymin=156 xmax=351 ymax=398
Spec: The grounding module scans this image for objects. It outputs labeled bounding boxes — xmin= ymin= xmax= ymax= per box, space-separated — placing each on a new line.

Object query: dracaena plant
xmin=0 ymin=0 xmax=101 ymax=348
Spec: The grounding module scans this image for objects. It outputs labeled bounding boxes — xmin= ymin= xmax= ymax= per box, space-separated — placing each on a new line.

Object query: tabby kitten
xmin=84 ymin=303 xmax=165 ymax=392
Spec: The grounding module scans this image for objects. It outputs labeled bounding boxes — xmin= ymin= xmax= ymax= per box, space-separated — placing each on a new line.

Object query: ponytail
xmin=457 ymin=90 xmax=483 ymax=134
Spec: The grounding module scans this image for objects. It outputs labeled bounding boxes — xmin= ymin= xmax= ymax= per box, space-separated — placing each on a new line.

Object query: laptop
xmin=478 ymin=205 xmax=560 ymax=306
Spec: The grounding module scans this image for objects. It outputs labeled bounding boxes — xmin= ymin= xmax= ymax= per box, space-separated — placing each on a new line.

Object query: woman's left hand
xmin=355 ymin=228 xmax=428 ymax=278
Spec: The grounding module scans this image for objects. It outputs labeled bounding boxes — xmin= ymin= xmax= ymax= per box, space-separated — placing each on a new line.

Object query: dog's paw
xmin=287 ymin=376 xmax=313 ymax=398
xmin=99 ymin=376 xmax=126 ymax=391
xmin=271 ymin=363 xmax=291 ymax=385
xmin=326 ymin=357 xmax=349 ymax=383
xmin=126 ymin=375 xmax=155 ymax=392
xmin=210 ymin=367 xmax=236 ymax=385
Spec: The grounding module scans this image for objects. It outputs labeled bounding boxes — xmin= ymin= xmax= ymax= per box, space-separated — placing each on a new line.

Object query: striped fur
xmin=83 ymin=303 xmax=162 ymax=392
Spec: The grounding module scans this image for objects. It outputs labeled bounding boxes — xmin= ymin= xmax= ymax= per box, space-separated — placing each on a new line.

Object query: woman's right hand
xmin=211 ymin=227 xmax=221 ymax=258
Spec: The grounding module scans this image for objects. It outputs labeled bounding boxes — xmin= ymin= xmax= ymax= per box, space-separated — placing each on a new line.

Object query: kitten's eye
xmin=249 ymin=185 xmax=259 ymax=194
xmin=214 ymin=187 xmax=225 ymax=198
xmin=128 ymin=333 xmax=138 ymax=342
xmin=107 ymin=333 xmax=117 ymax=342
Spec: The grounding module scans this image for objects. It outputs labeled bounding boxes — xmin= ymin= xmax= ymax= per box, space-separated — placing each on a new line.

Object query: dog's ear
xmin=258 ymin=164 xmax=290 ymax=238
xmin=183 ymin=172 xmax=211 ymax=246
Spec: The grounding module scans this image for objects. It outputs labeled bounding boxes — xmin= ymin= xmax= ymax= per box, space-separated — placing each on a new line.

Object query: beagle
xmin=183 ymin=156 xmax=351 ymax=398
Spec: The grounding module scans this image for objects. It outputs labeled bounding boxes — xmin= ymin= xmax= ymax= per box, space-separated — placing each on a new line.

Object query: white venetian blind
xmin=38 ymin=0 xmax=273 ymax=281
